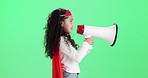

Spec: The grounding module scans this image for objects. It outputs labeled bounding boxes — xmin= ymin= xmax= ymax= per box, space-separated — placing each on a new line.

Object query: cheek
xmin=63 ymin=24 xmax=68 ymax=30
xmin=64 ymin=24 xmax=72 ymax=32
xmin=65 ymin=23 xmax=71 ymax=28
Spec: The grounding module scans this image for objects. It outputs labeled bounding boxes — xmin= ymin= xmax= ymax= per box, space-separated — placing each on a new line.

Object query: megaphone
xmin=77 ymin=24 xmax=118 ymax=46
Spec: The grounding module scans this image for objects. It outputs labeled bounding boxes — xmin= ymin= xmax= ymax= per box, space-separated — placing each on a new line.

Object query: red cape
xmin=52 ymin=48 xmax=63 ymax=78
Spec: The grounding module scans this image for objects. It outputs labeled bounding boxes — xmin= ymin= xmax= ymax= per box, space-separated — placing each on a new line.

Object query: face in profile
xmin=62 ymin=16 xmax=74 ymax=33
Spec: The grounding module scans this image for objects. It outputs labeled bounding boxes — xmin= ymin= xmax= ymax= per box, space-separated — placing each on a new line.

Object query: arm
xmin=60 ymin=37 xmax=93 ymax=63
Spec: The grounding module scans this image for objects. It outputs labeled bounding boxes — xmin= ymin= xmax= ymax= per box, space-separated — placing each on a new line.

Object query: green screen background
xmin=0 ymin=0 xmax=148 ymax=78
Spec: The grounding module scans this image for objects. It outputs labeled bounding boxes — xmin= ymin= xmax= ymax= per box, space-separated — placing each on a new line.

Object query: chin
xmin=68 ymin=30 xmax=72 ymax=33
xmin=69 ymin=31 xmax=72 ymax=33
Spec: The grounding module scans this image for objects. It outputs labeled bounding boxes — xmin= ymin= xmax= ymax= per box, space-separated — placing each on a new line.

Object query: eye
xmin=70 ymin=19 xmax=73 ymax=22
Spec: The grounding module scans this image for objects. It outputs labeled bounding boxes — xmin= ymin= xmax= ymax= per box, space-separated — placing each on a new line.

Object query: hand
xmin=84 ymin=37 xmax=94 ymax=45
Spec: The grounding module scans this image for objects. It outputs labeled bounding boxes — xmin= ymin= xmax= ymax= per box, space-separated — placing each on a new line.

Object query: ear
xmin=61 ymin=21 xmax=64 ymax=27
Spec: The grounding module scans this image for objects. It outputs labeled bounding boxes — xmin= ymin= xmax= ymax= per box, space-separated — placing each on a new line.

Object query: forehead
xmin=67 ymin=16 xmax=73 ymax=20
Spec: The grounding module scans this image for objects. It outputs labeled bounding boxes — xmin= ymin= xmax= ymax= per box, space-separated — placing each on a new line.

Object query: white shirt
xmin=59 ymin=36 xmax=93 ymax=73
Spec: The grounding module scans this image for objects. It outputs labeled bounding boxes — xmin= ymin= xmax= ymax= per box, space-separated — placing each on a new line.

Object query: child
xmin=44 ymin=8 xmax=94 ymax=78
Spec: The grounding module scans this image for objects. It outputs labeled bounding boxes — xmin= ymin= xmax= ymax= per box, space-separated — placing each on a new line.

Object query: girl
xmin=44 ymin=8 xmax=94 ymax=78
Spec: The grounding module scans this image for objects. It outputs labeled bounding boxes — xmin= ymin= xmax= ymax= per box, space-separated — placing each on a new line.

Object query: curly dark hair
xmin=44 ymin=8 xmax=79 ymax=59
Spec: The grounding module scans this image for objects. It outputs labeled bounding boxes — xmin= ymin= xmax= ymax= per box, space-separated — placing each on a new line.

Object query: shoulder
xmin=60 ymin=36 xmax=71 ymax=45
xmin=60 ymin=36 xmax=67 ymax=40
xmin=60 ymin=36 xmax=65 ymax=41
xmin=60 ymin=36 xmax=68 ymax=42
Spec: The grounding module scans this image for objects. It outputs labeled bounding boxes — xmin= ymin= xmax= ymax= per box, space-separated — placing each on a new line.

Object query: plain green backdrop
xmin=0 ymin=0 xmax=148 ymax=78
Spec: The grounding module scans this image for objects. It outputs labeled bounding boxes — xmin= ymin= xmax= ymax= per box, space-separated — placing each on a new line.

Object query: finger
xmin=90 ymin=42 xmax=94 ymax=45
xmin=91 ymin=43 xmax=94 ymax=45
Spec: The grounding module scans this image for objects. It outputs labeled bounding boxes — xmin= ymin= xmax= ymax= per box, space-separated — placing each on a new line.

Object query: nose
xmin=72 ymin=22 xmax=74 ymax=26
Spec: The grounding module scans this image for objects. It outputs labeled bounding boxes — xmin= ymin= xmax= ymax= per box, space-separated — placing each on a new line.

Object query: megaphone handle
xmin=85 ymin=35 xmax=92 ymax=38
